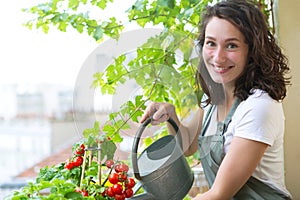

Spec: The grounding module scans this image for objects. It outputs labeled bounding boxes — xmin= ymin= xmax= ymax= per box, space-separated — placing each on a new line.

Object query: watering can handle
xmin=132 ymin=117 xmax=182 ymax=180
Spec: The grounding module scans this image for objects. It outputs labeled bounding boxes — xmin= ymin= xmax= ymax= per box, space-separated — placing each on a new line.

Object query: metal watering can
xmin=129 ymin=117 xmax=194 ymax=200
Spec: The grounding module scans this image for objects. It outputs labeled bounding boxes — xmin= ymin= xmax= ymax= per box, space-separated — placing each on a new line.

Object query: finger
xmin=140 ymin=112 xmax=150 ymax=123
xmin=152 ymin=104 xmax=168 ymax=121
xmin=140 ymin=102 xmax=156 ymax=123
xmin=150 ymin=113 xmax=169 ymax=126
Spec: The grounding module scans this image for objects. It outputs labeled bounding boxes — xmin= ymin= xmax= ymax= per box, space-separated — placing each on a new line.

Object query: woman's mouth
xmin=213 ymin=65 xmax=233 ymax=73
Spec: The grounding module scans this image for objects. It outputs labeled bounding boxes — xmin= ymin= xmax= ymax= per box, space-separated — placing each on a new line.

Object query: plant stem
xmin=98 ymin=143 xmax=102 ymax=185
xmin=80 ymin=150 xmax=88 ymax=188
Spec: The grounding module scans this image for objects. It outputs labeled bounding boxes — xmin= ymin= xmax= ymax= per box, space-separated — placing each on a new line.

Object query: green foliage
xmin=22 ymin=0 xmax=122 ymax=41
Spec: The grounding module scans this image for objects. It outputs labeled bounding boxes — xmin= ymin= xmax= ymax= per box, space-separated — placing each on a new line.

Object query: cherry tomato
xmin=124 ymin=188 xmax=134 ymax=198
xmin=101 ymin=190 xmax=107 ymax=197
xmin=75 ymin=144 xmax=85 ymax=155
xmin=75 ymin=148 xmax=83 ymax=155
xmin=112 ymin=183 xmax=123 ymax=195
xmin=115 ymin=163 xmax=129 ymax=173
xmin=108 ymin=173 xmax=119 ymax=184
xmin=119 ymin=163 xmax=129 ymax=173
xmin=107 ymin=186 xmax=115 ymax=197
xmin=80 ymin=144 xmax=85 ymax=150
xmin=118 ymin=172 xmax=127 ymax=182
xmin=64 ymin=160 xmax=74 ymax=170
xmin=114 ymin=193 xmax=126 ymax=200
xmin=114 ymin=164 xmax=121 ymax=173
xmin=125 ymin=177 xmax=136 ymax=189
xmin=105 ymin=159 xmax=114 ymax=169
xmin=81 ymin=189 xmax=88 ymax=196
xmin=73 ymin=156 xmax=83 ymax=167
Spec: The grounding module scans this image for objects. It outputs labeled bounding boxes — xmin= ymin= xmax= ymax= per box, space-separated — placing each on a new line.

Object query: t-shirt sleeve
xmin=232 ymin=93 xmax=284 ymax=146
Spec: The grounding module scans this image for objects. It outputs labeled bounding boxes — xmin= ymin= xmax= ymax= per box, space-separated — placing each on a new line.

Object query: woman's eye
xmin=206 ymin=41 xmax=215 ymax=47
xmin=227 ymin=43 xmax=237 ymax=49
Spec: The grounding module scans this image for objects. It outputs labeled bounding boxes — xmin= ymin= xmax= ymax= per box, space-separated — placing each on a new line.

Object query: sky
xmin=0 ymin=0 xmax=134 ymax=87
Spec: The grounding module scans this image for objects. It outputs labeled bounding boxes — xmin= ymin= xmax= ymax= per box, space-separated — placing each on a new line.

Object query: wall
xmin=278 ymin=0 xmax=300 ymax=199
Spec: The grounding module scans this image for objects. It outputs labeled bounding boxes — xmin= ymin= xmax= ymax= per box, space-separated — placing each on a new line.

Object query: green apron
xmin=198 ymin=99 xmax=291 ymax=200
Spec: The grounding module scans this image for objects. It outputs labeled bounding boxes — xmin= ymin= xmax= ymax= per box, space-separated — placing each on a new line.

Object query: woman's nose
xmin=213 ymin=47 xmax=226 ymax=64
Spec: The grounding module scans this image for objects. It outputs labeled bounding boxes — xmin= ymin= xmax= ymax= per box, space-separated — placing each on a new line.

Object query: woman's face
xmin=202 ymin=17 xmax=249 ymax=89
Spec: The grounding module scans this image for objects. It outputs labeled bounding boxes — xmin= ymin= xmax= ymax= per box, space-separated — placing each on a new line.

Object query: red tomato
xmin=80 ymin=144 xmax=85 ymax=151
xmin=119 ymin=163 xmax=129 ymax=173
xmin=125 ymin=177 xmax=135 ymax=189
xmin=118 ymin=172 xmax=127 ymax=182
xmin=81 ymin=189 xmax=88 ymax=196
xmin=105 ymin=159 xmax=114 ymax=169
xmin=112 ymin=183 xmax=123 ymax=195
xmin=115 ymin=163 xmax=129 ymax=173
xmin=108 ymin=173 xmax=119 ymax=184
xmin=75 ymin=148 xmax=83 ymax=155
xmin=101 ymin=189 xmax=107 ymax=197
xmin=124 ymin=188 xmax=134 ymax=198
xmin=114 ymin=193 xmax=126 ymax=200
xmin=73 ymin=156 xmax=83 ymax=167
xmin=107 ymin=187 xmax=115 ymax=197
xmin=75 ymin=144 xmax=85 ymax=155
xmin=64 ymin=160 xmax=74 ymax=170
xmin=114 ymin=164 xmax=121 ymax=173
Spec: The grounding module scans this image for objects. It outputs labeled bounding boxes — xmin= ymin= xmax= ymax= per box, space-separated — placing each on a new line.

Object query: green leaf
xmin=42 ymin=23 xmax=49 ymax=33
xmin=111 ymin=132 xmax=123 ymax=143
xmin=68 ymin=0 xmax=80 ymax=9
xmin=97 ymin=0 xmax=108 ymax=9
xmin=65 ymin=191 xmax=84 ymax=199
xmin=157 ymin=0 xmax=175 ymax=9
xmin=93 ymin=26 xmax=103 ymax=41
xmin=58 ymin=21 xmax=68 ymax=32
xmin=103 ymin=124 xmax=115 ymax=134
xmin=101 ymin=140 xmax=117 ymax=160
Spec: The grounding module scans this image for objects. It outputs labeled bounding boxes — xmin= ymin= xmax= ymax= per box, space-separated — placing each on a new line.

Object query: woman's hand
xmin=140 ymin=101 xmax=203 ymax=156
xmin=140 ymin=101 xmax=177 ymax=125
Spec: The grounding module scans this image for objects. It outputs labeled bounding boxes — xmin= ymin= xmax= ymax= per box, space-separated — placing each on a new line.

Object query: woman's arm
xmin=193 ymin=137 xmax=268 ymax=200
xmin=140 ymin=102 xmax=203 ymax=156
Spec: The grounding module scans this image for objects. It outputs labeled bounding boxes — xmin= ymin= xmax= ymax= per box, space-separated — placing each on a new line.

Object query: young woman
xmin=140 ymin=0 xmax=292 ymax=199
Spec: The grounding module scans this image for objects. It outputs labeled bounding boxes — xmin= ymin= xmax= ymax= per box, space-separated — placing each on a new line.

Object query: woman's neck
xmin=217 ymin=87 xmax=235 ymax=122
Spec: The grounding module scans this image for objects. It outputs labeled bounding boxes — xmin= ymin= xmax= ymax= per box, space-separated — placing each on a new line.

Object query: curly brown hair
xmin=196 ymin=0 xmax=290 ymax=105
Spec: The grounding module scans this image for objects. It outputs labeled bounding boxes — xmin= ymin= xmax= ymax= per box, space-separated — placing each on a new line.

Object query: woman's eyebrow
xmin=205 ymin=36 xmax=241 ymax=42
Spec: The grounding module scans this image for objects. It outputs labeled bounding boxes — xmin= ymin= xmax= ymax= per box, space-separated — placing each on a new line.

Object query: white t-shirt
xmin=203 ymin=89 xmax=291 ymax=197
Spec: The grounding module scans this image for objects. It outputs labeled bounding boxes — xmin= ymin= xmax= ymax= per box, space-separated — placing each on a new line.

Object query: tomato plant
xmin=5 ymin=123 xmax=136 ymax=200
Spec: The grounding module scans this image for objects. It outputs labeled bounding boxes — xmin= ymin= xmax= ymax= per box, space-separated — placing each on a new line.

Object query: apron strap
xmin=201 ymin=98 xmax=240 ymax=136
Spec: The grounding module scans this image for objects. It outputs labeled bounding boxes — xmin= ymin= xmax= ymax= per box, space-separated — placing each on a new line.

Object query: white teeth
xmin=216 ymin=66 xmax=226 ymax=70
